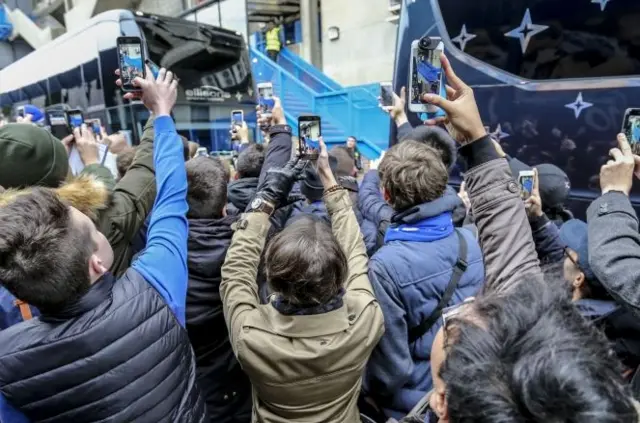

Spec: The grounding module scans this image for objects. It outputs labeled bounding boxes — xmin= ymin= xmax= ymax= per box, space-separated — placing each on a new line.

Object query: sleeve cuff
xmin=325 ymin=189 xmax=352 ymax=215
xmin=269 ymin=124 xmax=292 ymax=137
xmin=459 ymin=135 xmax=501 ymax=169
xmin=529 ymin=213 xmax=550 ymax=231
xmin=234 ymin=212 xmax=272 ymax=237
xmin=154 ymin=115 xmax=175 ymax=133
xmin=587 ymin=191 xmax=638 ymax=221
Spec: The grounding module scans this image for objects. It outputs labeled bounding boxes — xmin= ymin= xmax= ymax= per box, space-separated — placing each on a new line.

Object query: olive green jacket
xmin=83 ymin=118 xmax=157 ymax=276
xmin=221 ymin=189 xmax=385 ymax=423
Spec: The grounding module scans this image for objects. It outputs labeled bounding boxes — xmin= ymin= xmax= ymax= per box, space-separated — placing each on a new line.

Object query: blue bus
xmin=393 ymin=0 xmax=640 ymax=216
xmin=0 ymin=9 xmax=257 ymax=151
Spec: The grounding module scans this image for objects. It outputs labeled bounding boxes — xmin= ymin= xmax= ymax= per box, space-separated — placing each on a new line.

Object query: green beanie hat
xmin=0 ymin=123 xmax=69 ymax=189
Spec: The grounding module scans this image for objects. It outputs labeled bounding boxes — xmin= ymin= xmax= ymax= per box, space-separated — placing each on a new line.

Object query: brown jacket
xmin=464 ymin=157 xmax=541 ymax=292
xmin=220 ymin=189 xmax=385 ymax=423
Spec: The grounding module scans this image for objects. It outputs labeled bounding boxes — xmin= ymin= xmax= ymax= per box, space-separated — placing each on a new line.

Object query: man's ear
xmin=88 ymin=254 xmax=107 ymax=282
xmin=382 ymin=187 xmax=391 ymax=204
xmin=234 ymin=173 xmax=240 ymax=180
xmin=222 ymin=205 xmax=227 ymax=217
xmin=573 ymin=271 xmax=585 ymax=290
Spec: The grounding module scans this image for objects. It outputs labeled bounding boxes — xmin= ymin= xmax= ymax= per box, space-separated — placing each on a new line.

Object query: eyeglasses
xmin=441 ymin=297 xmax=475 ymax=343
xmin=564 ymin=247 xmax=581 ymax=271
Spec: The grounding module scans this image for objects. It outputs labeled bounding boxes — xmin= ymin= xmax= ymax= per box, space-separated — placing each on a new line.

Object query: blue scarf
xmin=384 ymin=211 xmax=454 ymax=244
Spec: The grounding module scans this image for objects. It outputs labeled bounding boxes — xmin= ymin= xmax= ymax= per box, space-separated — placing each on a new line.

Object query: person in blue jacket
xmin=364 ymin=140 xmax=485 ymax=420
xmin=0 ymin=68 xmax=207 ymax=422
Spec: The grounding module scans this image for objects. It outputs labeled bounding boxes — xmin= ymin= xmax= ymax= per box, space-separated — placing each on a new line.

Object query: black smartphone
xmin=46 ymin=110 xmax=71 ymax=139
xmin=66 ymin=109 xmax=84 ymax=131
xmin=298 ymin=115 xmax=321 ymax=159
xmin=117 ymin=36 xmax=146 ymax=91
xmin=380 ymin=82 xmax=394 ymax=107
xmin=622 ymin=108 xmax=640 ymax=155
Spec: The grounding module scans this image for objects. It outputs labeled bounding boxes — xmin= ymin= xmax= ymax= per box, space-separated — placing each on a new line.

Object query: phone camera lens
xmin=418 ymin=37 xmax=433 ymax=51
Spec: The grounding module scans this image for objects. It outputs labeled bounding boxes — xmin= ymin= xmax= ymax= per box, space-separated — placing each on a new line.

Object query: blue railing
xmin=249 ymin=45 xmax=389 ymax=158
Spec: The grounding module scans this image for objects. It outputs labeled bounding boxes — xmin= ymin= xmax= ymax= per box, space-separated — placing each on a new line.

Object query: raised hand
xmin=600 ymin=133 xmax=636 ymax=196
xmin=525 ymin=168 xmax=543 ymax=218
xmin=421 ymin=54 xmax=486 ymax=144
xmin=73 ymin=124 xmax=100 ymax=165
xmin=116 ymin=67 xmax=178 ymax=116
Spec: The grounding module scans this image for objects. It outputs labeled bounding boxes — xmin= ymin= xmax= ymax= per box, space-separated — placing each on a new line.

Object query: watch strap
xmin=269 ymin=124 xmax=292 ymax=137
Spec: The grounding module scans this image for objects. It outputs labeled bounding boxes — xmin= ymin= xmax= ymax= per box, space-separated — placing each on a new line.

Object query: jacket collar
xmin=40 ymin=273 xmax=115 ymax=322
xmin=575 ymin=298 xmax=619 ymax=320
xmin=227 ymin=177 xmax=259 ymax=210
xmin=392 ymin=186 xmax=462 ymax=225
xmin=251 ymin=302 xmax=350 ymax=338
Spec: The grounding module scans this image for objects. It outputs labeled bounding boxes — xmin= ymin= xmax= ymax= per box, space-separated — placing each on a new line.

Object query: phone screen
xmin=623 ymin=110 xmax=640 ymax=145
xmin=86 ymin=119 xmax=101 ymax=134
xmin=67 ymin=111 xmax=84 ymax=130
xmin=258 ymin=85 xmax=275 ymax=113
xmin=380 ymin=84 xmax=394 ymax=107
xmin=232 ymin=111 xmax=243 ymax=126
xmin=118 ymin=41 xmax=144 ymax=90
xmin=519 ymin=173 xmax=535 ymax=200
xmin=411 ymin=45 xmax=443 ymax=105
xmin=47 ymin=111 xmax=71 ymax=139
xmin=298 ymin=116 xmax=321 ymax=158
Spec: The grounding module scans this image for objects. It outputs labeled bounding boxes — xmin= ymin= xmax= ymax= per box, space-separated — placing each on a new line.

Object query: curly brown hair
xmin=378 ymin=140 xmax=448 ymax=211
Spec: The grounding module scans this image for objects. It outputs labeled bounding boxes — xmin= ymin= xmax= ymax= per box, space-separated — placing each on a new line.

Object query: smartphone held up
xmin=117 ymin=36 xmax=145 ymax=91
xmin=408 ymin=36 xmax=445 ymax=115
xmin=257 ymin=82 xmax=275 ymax=117
xmin=380 ymin=82 xmax=394 ymax=108
xmin=518 ymin=170 xmax=535 ymax=201
xmin=298 ymin=115 xmax=321 ymax=160
xmin=622 ymin=108 xmax=640 ymax=155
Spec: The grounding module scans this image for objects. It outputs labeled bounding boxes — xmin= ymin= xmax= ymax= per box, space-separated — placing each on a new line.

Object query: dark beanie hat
xmin=537 ymin=163 xmax=571 ymax=210
xmin=0 ymin=123 xmax=69 ymax=188
xmin=403 ymin=125 xmax=457 ymax=171
xmin=301 ymin=156 xmax=338 ymax=202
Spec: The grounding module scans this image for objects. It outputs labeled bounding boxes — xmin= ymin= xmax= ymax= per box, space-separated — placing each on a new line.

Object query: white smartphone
xmin=518 ymin=170 xmax=535 ymax=200
xmin=195 ymin=147 xmax=208 ymax=157
xmin=408 ymin=36 xmax=445 ymax=114
xmin=257 ymin=82 xmax=275 ymax=117
xmin=380 ymin=82 xmax=394 ymax=107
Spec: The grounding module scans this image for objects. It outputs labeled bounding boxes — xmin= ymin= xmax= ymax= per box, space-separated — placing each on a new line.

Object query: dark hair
xmin=179 ymin=136 xmax=191 ymax=161
xmin=265 ymin=216 xmax=348 ymax=305
xmin=403 ymin=126 xmax=457 ymax=170
xmin=0 ymin=188 xmax=93 ymax=310
xmin=116 ymin=147 xmax=135 ymax=178
xmin=347 ymin=136 xmax=357 ymax=142
xmin=378 ymin=140 xmax=448 ymax=211
xmin=441 ymin=275 xmax=637 ymax=423
xmin=236 ymin=144 xmax=265 ymax=178
xmin=186 ymin=157 xmax=228 ymax=219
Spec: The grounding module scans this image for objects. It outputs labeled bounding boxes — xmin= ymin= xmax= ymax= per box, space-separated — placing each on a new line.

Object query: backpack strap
xmin=408 ymin=229 xmax=468 ymax=344
xmin=14 ymin=299 xmax=33 ymax=321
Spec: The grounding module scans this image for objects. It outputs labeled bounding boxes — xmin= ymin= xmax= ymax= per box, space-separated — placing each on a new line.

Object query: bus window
xmin=437 ymin=0 xmax=640 ymax=81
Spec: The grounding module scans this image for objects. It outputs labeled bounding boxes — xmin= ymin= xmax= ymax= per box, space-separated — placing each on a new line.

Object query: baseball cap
xmin=537 ymin=163 xmax=571 ymax=210
xmin=559 ymin=219 xmax=595 ymax=281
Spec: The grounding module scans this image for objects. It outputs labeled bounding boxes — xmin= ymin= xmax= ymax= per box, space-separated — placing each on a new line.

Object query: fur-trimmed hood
xmin=0 ymin=175 xmax=110 ymax=222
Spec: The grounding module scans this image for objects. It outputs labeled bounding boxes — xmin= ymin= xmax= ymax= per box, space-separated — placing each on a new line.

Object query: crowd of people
xmin=0 ymin=54 xmax=639 ymax=423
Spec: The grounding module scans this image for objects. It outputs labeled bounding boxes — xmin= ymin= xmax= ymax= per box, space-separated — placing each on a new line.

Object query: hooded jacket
xmin=185 ymin=215 xmax=252 ymax=423
xmin=365 ymin=189 xmax=485 ymax=419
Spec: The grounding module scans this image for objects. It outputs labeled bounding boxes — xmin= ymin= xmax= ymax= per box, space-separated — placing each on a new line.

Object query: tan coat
xmin=221 ymin=189 xmax=385 ymax=423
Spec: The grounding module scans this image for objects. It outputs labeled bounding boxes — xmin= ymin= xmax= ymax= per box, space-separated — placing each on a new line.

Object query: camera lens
xmin=418 ymin=37 xmax=433 ymax=51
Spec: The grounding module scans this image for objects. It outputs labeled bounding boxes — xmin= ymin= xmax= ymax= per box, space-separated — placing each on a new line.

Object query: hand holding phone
xmin=380 ymin=82 xmax=394 ymax=107
xmin=298 ymin=115 xmax=321 ymax=160
xmin=66 ymin=109 xmax=84 ymax=131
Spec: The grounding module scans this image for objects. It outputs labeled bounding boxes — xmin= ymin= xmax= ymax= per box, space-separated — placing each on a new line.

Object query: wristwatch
xmin=249 ymin=197 xmax=275 ymax=216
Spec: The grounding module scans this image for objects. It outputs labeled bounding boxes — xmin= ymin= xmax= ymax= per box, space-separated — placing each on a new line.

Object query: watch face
xmin=251 ymin=198 xmax=262 ymax=210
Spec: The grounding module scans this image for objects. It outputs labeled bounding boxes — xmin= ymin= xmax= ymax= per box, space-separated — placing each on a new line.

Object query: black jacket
xmin=227 ymin=177 xmax=259 ymax=216
xmin=186 ymin=216 xmax=252 ymax=423
xmin=0 ymin=269 xmax=207 ymax=423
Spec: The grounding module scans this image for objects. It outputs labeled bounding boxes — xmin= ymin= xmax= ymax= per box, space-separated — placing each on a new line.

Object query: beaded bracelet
xmin=324 ymin=185 xmax=344 ymax=196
